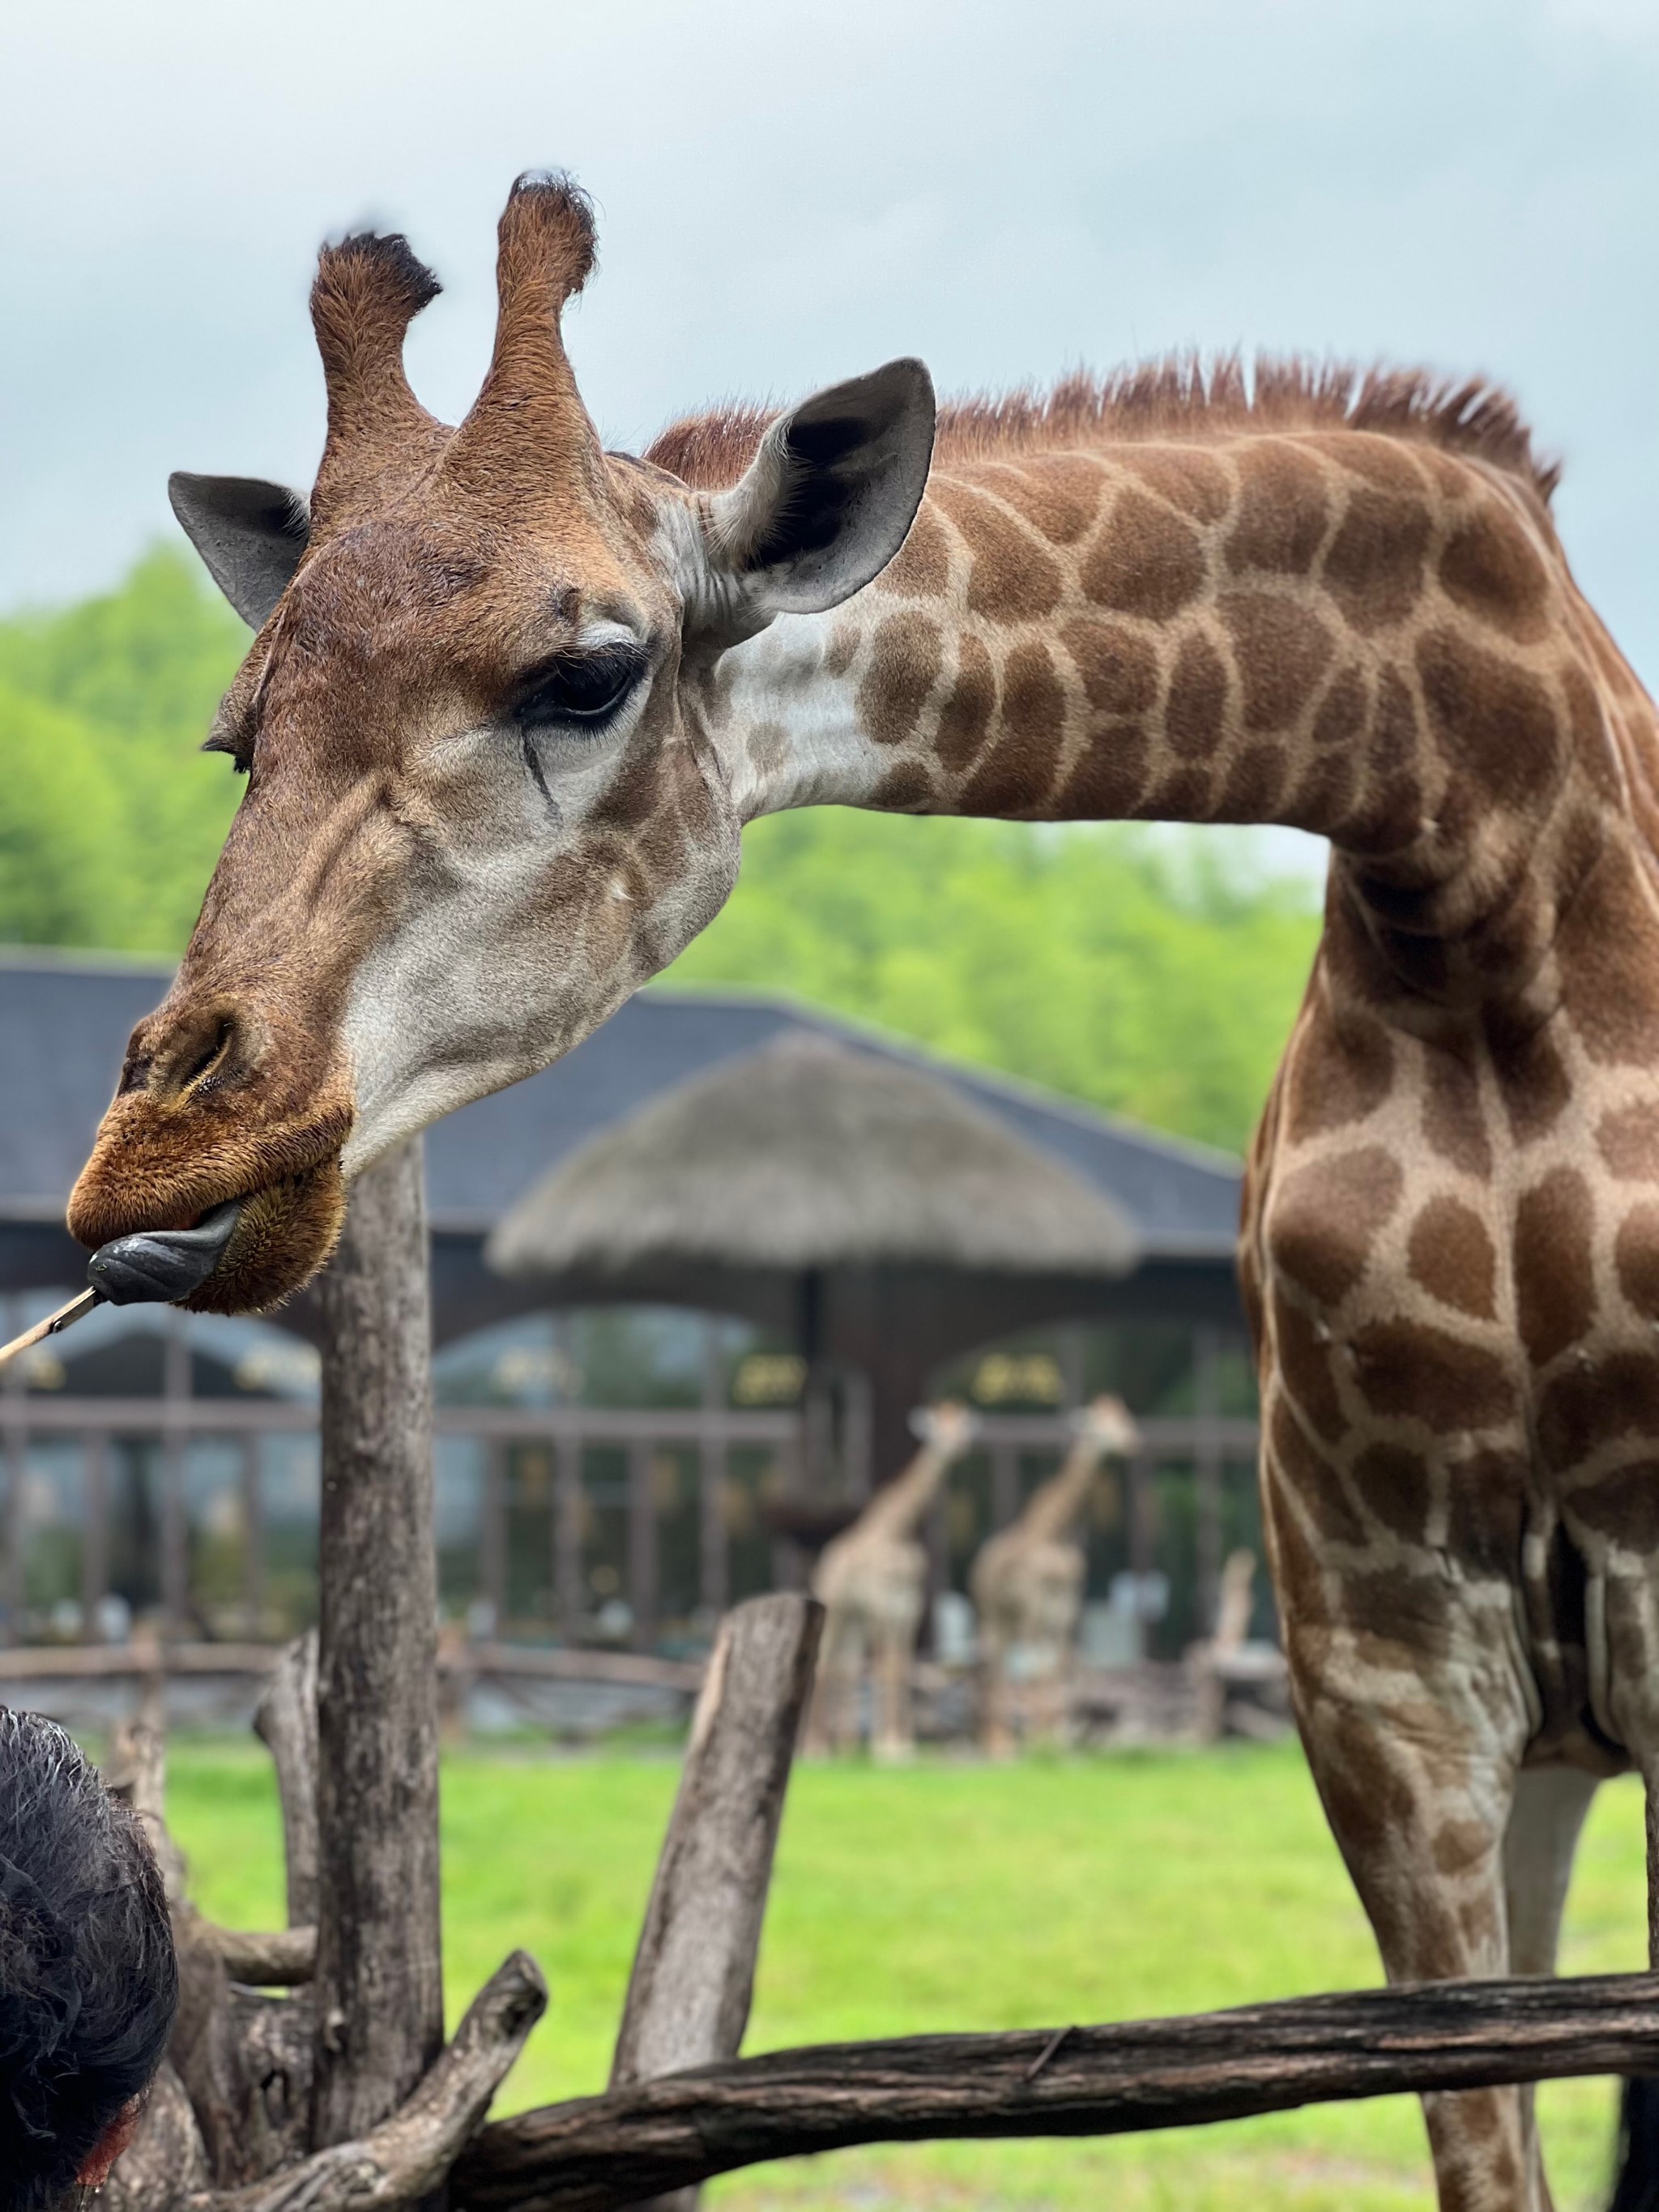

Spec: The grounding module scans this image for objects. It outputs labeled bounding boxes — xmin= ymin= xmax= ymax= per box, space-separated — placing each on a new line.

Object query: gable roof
xmin=0 ymin=951 xmax=1243 ymax=1264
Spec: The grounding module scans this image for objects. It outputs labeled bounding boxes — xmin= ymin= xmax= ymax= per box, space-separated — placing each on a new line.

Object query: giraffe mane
xmin=645 ymin=352 xmax=1559 ymax=504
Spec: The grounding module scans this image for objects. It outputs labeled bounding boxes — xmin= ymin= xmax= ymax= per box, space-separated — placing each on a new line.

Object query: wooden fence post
xmin=611 ymin=1592 xmax=823 ymax=2210
xmin=310 ymin=1138 xmax=446 ymax=2164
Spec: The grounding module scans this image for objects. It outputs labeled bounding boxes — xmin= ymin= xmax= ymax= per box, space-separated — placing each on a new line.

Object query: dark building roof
xmin=0 ymin=950 xmax=1243 ymax=1269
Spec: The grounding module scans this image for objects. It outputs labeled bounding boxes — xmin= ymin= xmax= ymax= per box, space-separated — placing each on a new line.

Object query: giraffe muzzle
xmin=85 ymin=1199 xmax=245 ymax=1307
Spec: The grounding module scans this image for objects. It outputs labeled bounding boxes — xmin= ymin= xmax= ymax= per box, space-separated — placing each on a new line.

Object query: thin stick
xmin=0 ymin=1288 xmax=101 ymax=1369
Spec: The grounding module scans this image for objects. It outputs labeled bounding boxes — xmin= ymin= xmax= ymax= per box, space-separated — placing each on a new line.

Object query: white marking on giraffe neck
xmin=706 ymin=607 xmax=889 ymax=822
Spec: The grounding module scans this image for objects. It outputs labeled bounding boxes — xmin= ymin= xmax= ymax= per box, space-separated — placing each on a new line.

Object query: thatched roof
xmin=487 ymin=1032 xmax=1140 ymax=1280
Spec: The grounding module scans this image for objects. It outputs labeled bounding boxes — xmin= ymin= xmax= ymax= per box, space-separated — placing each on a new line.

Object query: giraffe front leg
xmin=1296 ymin=1669 xmax=1537 ymax=2210
xmin=979 ymin=1625 xmax=1013 ymax=1757
xmin=873 ymin=1599 xmax=920 ymax=1763
xmin=808 ymin=1608 xmax=860 ymax=1753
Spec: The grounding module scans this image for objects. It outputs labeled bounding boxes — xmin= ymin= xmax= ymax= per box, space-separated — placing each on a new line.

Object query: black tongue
xmin=87 ymin=1200 xmax=244 ymax=1307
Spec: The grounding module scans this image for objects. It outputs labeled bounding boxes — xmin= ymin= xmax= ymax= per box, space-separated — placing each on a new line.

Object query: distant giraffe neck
xmin=1015 ymin=1438 xmax=1105 ymax=1545
xmin=708 ymin=425 xmax=1624 ymax=1011
xmin=857 ymin=1441 xmax=956 ymax=1542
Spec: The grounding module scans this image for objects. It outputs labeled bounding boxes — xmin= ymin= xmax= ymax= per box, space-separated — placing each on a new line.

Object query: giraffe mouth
xmin=81 ymin=1155 xmax=349 ymax=1317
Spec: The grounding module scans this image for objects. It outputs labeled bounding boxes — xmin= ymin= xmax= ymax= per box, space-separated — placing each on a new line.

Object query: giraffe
xmin=970 ymin=1394 xmax=1140 ymax=1753
xmin=66 ymin=173 xmax=1659 ymax=2206
xmin=806 ymin=1400 xmax=978 ymax=1761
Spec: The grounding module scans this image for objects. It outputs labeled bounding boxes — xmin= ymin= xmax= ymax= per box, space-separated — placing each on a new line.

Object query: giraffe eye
xmin=512 ymin=647 xmax=643 ymax=733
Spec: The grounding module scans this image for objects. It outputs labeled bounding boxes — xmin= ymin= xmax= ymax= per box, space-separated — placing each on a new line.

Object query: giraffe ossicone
xmin=67 ymin=171 xmax=1659 ymax=2210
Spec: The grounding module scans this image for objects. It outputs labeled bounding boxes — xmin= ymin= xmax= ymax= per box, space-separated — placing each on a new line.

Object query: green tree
xmin=666 ymin=813 xmax=1321 ymax=1154
xmin=0 ymin=549 xmax=245 ymax=951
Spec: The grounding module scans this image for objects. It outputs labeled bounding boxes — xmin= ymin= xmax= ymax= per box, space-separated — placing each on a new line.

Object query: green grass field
xmin=162 ymin=1740 xmax=1647 ymax=2210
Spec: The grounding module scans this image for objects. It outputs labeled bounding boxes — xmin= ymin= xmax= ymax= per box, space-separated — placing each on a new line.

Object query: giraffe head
xmin=1068 ymin=1394 xmax=1141 ymax=1460
xmin=909 ymin=1400 xmax=981 ymax=1459
xmin=67 ymin=177 xmax=935 ymax=1312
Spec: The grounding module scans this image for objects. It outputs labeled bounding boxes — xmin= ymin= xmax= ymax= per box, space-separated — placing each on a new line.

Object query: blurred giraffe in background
xmin=70 ymin=173 xmax=1659 ymax=2208
xmin=970 ymin=1394 xmax=1139 ymax=1753
xmin=807 ymin=1401 xmax=978 ymax=1761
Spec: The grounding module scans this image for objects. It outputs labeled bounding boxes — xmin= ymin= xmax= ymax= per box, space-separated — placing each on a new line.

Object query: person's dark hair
xmin=0 ymin=1710 xmax=177 ymax=2210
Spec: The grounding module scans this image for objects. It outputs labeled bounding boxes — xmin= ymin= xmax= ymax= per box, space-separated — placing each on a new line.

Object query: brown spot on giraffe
xmin=1421 ymin=1049 xmax=1493 ymax=1177
xmin=978 ymin=455 xmax=1107 ymax=544
xmin=1080 ymin=485 xmax=1208 ymax=620
xmin=1060 ymin=618 xmax=1159 ymax=719
xmin=1311 ymin=662 xmax=1367 ymax=750
xmin=881 ymin=505 xmax=952 ymax=598
xmin=958 ymin=643 xmax=1065 ymax=812
xmin=1324 ymin=485 xmax=1433 ymax=633
xmin=933 ymin=480 xmax=1064 ymax=621
xmin=1218 ymin=590 xmax=1337 ymax=732
xmin=1614 ymin=1203 xmax=1659 ymax=1320
xmin=1513 ymin=1168 xmax=1596 ymax=1367
xmin=1118 ymin=444 xmax=1232 ymax=522
xmin=935 ymin=635 xmax=997 ymax=771
xmin=869 ymin=762 xmax=934 ymax=811
xmin=1438 ymin=499 xmax=1553 ymax=644
xmin=1216 ymin=740 xmax=1290 ymax=820
xmin=1408 ymin=1195 xmax=1499 ymax=1319
xmin=1268 ymin=1143 xmax=1402 ymax=1306
xmin=1555 ymin=840 xmax=1659 ymax=1066
xmin=858 ymin=614 xmax=943 ymax=745
xmin=1285 ymin=1004 xmax=1395 ymax=1141
xmin=1539 ymin=1352 xmax=1659 ymax=1468
xmin=1164 ymin=629 xmax=1230 ymax=760
xmin=1443 ymin=1450 xmax=1527 ymax=1577
xmin=1224 ymin=440 xmax=1330 ymax=575
xmin=1417 ymin=629 xmax=1563 ymax=806
xmin=1346 ymin=1318 xmax=1516 ymax=1433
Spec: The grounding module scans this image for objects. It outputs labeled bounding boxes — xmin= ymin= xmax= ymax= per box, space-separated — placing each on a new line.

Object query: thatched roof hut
xmin=487 ymin=1031 xmax=1140 ymax=1281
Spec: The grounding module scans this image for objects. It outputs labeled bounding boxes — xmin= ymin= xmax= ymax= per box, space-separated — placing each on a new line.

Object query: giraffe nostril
xmin=179 ymin=1014 xmax=240 ymax=1097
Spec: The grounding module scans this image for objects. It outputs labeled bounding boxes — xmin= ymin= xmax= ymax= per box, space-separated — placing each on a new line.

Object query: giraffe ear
xmin=168 ymin=473 xmax=311 ymax=629
xmin=696 ymin=359 xmax=935 ymax=634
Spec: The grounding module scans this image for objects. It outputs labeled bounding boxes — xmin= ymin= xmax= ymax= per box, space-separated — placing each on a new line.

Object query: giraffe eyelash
xmin=510 ymin=646 xmax=645 ymax=735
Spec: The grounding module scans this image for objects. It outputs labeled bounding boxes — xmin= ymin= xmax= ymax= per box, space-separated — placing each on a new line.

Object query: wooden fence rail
xmin=454 ymin=1971 xmax=1659 ymax=2212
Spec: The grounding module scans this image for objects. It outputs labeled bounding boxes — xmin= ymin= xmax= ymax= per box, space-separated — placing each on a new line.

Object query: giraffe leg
xmin=1575 ymin=1556 xmax=1659 ymax=2212
xmin=1499 ymin=1766 xmax=1599 ymax=2211
xmin=873 ymin=1599 xmax=920 ymax=1763
xmin=1297 ymin=1670 xmax=1537 ymax=2212
xmin=979 ymin=1625 xmax=1013 ymax=1757
xmin=808 ymin=1608 xmax=861 ymax=1753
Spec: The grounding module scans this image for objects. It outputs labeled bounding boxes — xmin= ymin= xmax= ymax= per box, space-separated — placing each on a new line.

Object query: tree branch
xmin=166 ymin=1952 xmax=548 ymax=2212
xmin=453 ymin=1969 xmax=1659 ymax=2212
xmin=254 ymin=1631 xmax=321 ymax=1930
xmin=189 ymin=1914 xmax=318 ymax=1986
xmin=610 ymin=1594 xmax=821 ymax=2212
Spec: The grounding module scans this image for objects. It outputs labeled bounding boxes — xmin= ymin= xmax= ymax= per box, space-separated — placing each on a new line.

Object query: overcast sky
xmin=4 ymin=0 xmax=1657 ymax=716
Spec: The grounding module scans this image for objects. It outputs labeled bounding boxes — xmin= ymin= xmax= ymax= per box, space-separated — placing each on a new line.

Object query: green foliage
xmin=0 ymin=549 xmax=245 ymax=953
xmin=668 ymin=811 xmax=1322 ymax=1154
xmin=0 ymin=553 xmax=1324 ymax=1151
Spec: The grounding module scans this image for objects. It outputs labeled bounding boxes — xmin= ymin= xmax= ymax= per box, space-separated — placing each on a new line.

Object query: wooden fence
xmin=0 ymin=1352 xmax=1260 ymax=1650
xmin=90 ymin=1153 xmax=1644 ymax=2210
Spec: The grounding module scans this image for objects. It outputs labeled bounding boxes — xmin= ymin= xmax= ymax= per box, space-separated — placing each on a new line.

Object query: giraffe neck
xmin=702 ymin=431 xmax=1631 ymax=1013
xmin=1015 ymin=1440 xmax=1102 ymax=1545
xmin=857 ymin=1442 xmax=953 ymax=1542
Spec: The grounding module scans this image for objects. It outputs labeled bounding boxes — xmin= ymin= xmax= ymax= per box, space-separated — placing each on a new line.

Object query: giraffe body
xmin=970 ymin=1395 xmax=1139 ymax=1752
xmin=807 ymin=1401 xmax=977 ymax=1761
xmin=70 ymin=181 xmax=1659 ymax=2209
